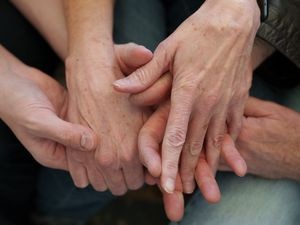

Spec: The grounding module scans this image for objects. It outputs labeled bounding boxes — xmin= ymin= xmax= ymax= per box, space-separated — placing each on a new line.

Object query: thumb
xmin=36 ymin=112 xmax=98 ymax=151
xmin=115 ymin=43 xmax=153 ymax=75
xmin=113 ymin=42 xmax=171 ymax=93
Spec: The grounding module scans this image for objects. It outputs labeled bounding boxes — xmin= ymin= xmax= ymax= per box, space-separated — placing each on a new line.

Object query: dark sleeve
xmin=257 ymin=0 xmax=300 ymax=68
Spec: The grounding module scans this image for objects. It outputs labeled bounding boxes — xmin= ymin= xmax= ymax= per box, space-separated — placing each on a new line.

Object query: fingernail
xmin=80 ymin=133 xmax=94 ymax=150
xmin=113 ymin=79 xmax=129 ymax=88
xmin=164 ymin=178 xmax=175 ymax=194
xmin=183 ymin=181 xmax=195 ymax=194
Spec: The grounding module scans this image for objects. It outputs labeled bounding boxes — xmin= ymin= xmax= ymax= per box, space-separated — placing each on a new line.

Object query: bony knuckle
xmin=96 ymin=155 xmax=115 ymax=169
xmin=189 ymin=141 xmax=203 ymax=156
xmin=211 ymin=134 xmax=225 ymax=151
xmin=156 ymin=41 xmax=168 ymax=55
xmin=25 ymin=114 xmax=42 ymax=133
xmin=165 ymin=129 xmax=186 ymax=148
xmin=120 ymin=151 xmax=136 ymax=164
xmin=204 ymin=94 xmax=220 ymax=108
xmin=165 ymin=160 xmax=178 ymax=172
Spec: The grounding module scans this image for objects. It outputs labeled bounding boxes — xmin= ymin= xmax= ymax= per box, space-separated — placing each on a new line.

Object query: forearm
xmin=64 ymin=0 xmax=114 ymax=56
xmin=11 ymin=0 xmax=67 ymax=59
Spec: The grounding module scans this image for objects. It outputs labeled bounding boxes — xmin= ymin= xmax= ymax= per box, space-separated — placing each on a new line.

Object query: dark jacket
xmin=257 ymin=0 xmax=300 ymax=68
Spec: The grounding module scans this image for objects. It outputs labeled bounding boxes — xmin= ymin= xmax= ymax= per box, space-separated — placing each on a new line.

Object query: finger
xmin=37 ymin=113 xmax=98 ymax=152
xmin=180 ymin=110 xmax=210 ymax=194
xmin=115 ymin=43 xmax=153 ymax=75
xmin=122 ymin=159 xmax=145 ymax=191
xmin=195 ymin=153 xmax=221 ymax=203
xmin=221 ymin=134 xmax=247 ymax=177
xmin=159 ymin=175 xmax=184 ymax=222
xmin=95 ymin=150 xmax=128 ymax=196
xmin=113 ymin=41 xmax=172 ymax=93
xmin=66 ymin=148 xmax=89 ymax=188
xmin=145 ymin=172 xmax=157 ymax=186
xmin=163 ymin=191 xmax=184 ymax=222
xmin=244 ymin=97 xmax=273 ymax=117
xmin=139 ymin=101 xmax=170 ymax=177
xmin=100 ymin=168 xmax=127 ymax=196
xmin=161 ymin=94 xmax=193 ymax=193
xmin=85 ymin=152 xmax=108 ymax=191
xmin=130 ymin=72 xmax=172 ymax=106
xmin=205 ymin=111 xmax=227 ymax=175
xmin=30 ymin=141 xmax=68 ymax=170
xmin=218 ymin=163 xmax=232 ymax=172
xmin=227 ymin=101 xmax=245 ymax=141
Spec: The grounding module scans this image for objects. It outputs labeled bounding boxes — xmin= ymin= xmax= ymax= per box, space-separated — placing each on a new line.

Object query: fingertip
xmin=164 ymin=191 xmax=184 ymax=222
xmin=234 ymin=159 xmax=248 ymax=177
xmin=202 ymin=183 xmax=221 ymax=203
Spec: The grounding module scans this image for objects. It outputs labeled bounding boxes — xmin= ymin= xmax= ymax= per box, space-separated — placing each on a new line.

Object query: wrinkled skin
xmin=220 ymin=97 xmax=300 ymax=181
xmin=65 ymin=43 xmax=154 ymax=195
xmin=114 ymin=0 xmax=260 ymax=194
xmin=0 ymin=46 xmax=97 ymax=170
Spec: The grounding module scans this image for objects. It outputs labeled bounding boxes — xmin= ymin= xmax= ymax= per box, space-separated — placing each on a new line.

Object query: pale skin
xmin=12 ymin=0 xmax=151 ymax=194
xmin=114 ymin=0 xmax=261 ymax=194
xmin=63 ymin=0 xmax=155 ymax=195
xmin=0 ymin=45 xmax=97 ymax=170
xmin=132 ymin=38 xmax=276 ymax=221
xmin=219 ymin=97 xmax=300 ymax=181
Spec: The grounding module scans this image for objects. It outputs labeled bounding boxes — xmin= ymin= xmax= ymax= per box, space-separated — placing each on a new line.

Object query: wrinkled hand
xmin=114 ymin=0 xmax=260 ymax=193
xmin=139 ymin=100 xmax=246 ymax=221
xmin=65 ymin=43 xmax=153 ymax=194
xmin=219 ymin=97 xmax=300 ymax=181
xmin=0 ymin=47 xmax=97 ymax=170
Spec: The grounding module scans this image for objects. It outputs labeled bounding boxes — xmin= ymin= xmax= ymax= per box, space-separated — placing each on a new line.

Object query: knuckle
xmin=120 ymin=150 xmax=136 ymax=164
xmin=133 ymin=67 xmax=150 ymax=86
xmin=165 ymin=160 xmax=179 ymax=172
xmin=189 ymin=141 xmax=203 ymax=156
xmin=156 ymin=41 xmax=168 ymax=57
xmin=210 ymin=134 xmax=225 ymax=151
xmin=203 ymin=93 xmax=220 ymax=109
xmin=165 ymin=128 xmax=186 ymax=148
xmin=96 ymin=154 xmax=115 ymax=169
xmin=69 ymin=150 xmax=84 ymax=163
xmin=25 ymin=114 xmax=42 ymax=133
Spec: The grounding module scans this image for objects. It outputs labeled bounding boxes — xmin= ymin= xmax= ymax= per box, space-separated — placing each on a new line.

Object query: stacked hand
xmin=114 ymin=0 xmax=260 ymax=195
xmin=65 ymin=43 xmax=154 ymax=195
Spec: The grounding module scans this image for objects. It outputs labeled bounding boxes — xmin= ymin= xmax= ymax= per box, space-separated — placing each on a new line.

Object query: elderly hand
xmin=65 ymin=43 xmax=153 ymax=194
xmin=140 ymin=100 xmax=246 ymax=221
xmin=0 ymin=46 xmax=97 ymax=170
xmin=114 ymin=0 xmax=260 ymax=193
xmin=219 ymin=97 xmax=300 ymax=181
